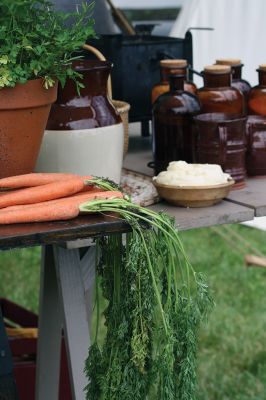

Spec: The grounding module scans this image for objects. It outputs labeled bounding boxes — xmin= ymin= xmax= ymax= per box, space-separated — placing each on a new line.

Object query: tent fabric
xmin=170 ymin=0 xmax=265 ymax=86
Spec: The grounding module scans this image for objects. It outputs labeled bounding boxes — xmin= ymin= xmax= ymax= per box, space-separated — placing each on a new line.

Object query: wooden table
xmin=226 ymin=178 xmax=266 ymax=217
xmin=124 ymin=147 xmax=256 ymax=230
xmin=0 ymin=215 xmax=129 ymax=400
xmin=0 ymin=146 xmax=263 ymax=400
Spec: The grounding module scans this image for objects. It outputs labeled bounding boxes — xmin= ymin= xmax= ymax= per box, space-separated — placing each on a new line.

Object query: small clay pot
xmin=0 ymin=79 xmax=58 ymax=178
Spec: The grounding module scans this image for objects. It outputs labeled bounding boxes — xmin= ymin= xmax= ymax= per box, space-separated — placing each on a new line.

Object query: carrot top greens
xmin=81 ymin=194 xmax=213 ymax=400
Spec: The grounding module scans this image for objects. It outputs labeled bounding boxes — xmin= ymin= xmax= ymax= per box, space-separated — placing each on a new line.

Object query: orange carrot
xmin=0 ymin=177 xmax=87 ymax=209
xmin=0 ymin=191 xmax=123 ymax=224
xmin=0 ymin=173 xmax=93 ymax=189
xmin=2 ymin=188 xmax=107 ymax=212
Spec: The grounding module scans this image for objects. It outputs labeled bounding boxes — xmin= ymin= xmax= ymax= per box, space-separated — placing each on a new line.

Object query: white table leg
xmin=36 ymin=245 xmax=63 ymax=400
xmin=80 ymin=247 xmax=96 ymax=323
xmin=54 ymin=245 xmax=93 ymax=400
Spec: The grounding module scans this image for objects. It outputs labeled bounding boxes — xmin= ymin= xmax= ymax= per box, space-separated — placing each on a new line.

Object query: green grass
xmin=1 ymin=224 xmax=266 ymax=399
xmin=0 ymin=246 xmax=41 ymax=312
xmin=180 ymin=225 xmax=266 ymax=400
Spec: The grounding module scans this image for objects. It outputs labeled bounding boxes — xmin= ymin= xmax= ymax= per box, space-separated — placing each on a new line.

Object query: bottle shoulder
xmin=232 ymin=79 xmax=251 ymax=93
xmin=198 ymin=86 xmax=243 ymax=100
xmin=153 ymin=90 xmax=201 ymax=114
xmin=249 ymin=85 xmax=266 ymax=95
xmin=198 ymin=85 xmax=241 ymax=92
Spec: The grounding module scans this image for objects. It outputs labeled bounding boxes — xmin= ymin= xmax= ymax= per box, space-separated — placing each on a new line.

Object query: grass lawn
xmin=1 ymin=224 xmax=266 ymax=399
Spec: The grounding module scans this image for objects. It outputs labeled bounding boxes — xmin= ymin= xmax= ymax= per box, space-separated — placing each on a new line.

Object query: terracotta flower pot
xmin=0 ymin=78 xmax=58 ymax=178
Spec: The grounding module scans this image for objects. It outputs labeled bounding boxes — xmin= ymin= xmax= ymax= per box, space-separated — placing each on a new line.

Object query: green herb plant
xmin=0 ymin=0 xmax=95 ymax=89
xmin=81 ymin=182 xmax=213 ymax=400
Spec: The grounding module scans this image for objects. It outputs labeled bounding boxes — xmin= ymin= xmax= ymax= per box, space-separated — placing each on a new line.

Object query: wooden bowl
xmin=153 ymin=179 xmax=235 ymax=208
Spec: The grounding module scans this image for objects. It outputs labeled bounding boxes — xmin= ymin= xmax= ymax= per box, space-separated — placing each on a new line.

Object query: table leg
xmin=80 ymin=247 xmax=96 ymax=323
xmin=36 ymin=245 xmax=63 ymax=400
xmin=54 ymin=245 xmax=92 ymax=400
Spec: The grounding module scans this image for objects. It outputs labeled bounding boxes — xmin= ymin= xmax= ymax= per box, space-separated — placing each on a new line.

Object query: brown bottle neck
xmin=203 ymin=72 xmax=232 ymax=88
xmin=161 ymin=66 xmax=188 ymax=82
xmin=169 ymin=75 xmax=186 ymax=91
xmin=258 ymin=70 xmax=266 ymax=86
xmin=232 ymin=65 xmax=243 ymax=80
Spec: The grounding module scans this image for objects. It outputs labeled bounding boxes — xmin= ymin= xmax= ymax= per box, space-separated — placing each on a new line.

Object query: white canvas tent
xmin=171 ymin=0 xmax=266 ymax=231
xmin=170 ymin=0 xmax=265 ymax=86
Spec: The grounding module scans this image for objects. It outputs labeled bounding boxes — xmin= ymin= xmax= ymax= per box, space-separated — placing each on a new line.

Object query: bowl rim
xmin=153 ymin=178 xmax=235 ymax=190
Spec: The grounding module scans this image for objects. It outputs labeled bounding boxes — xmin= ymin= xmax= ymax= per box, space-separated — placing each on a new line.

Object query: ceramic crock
xmin=36 ymin=60 xmax=123 ymax=183
xmin=194 ymin=113 xmax=247 ymax=188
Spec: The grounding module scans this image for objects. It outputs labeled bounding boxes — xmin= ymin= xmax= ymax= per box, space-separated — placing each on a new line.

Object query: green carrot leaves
xmin=82 ymin=197 xmax=213 ymax=399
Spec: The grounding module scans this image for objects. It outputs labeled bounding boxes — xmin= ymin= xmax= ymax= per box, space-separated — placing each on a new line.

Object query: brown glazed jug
xmin=246 ymin=115 xmax=266 ymax=176
xmin=36 ymin=60 xmax=124 ymax=183
xmin=151 ymin=59 xmax=197 ymax=103
xmin=248 ymin=65 xmax=266 ymax=116
xmin=194 ymin=113 xmax=247 ymax=187
xmin=152 ymin=74 xmax=201 ymax=175
xmin=216 ymin=59 xmax=251 ymax=115
xmin=198 ymin=65 xmax=244 ymax=117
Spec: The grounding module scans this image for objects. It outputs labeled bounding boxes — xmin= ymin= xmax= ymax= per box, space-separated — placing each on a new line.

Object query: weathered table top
xmin=123 ymin=145 xmax=256 ymax=230
xmin=226 ymin=178 xmax=266 ymax=217
xmin=0 ymin=143 xmax=263 ymax=250
xmin=150 ymin=201 xmax=254 ymax=231
xmin=0 ymin=214 xmax=129 ymax=251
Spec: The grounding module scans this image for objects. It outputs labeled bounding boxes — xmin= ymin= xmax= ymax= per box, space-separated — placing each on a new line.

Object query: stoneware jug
xmin=36 ymin=59 xmax=123 ymax=183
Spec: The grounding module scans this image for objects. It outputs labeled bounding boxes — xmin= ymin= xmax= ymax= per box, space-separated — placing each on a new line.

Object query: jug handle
xmin=218 ymin=125 xmax=227 ymax=168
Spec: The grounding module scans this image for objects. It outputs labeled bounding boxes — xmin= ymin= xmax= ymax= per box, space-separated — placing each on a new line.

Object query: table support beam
xmin=36 ymin=245 xmax=63 ymax=400
xmin=36 ymin=244 xmax=95 ymax=400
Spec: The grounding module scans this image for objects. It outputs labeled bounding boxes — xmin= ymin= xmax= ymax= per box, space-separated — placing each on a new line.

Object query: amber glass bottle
xmin=248 ymin=65 xmax=266 ymax=116
xmin=216 ymin=59 xmax=251 ymax=114
xmin=198 ymin=65 xmax=244 ymax=116
xmin=151 ymin=59 xmax=197 ymax=103
xmin=152 ymin=74 xmax=201 ymax=174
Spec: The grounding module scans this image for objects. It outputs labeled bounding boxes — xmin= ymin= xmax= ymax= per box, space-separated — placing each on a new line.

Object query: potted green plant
xmin=0 ymin=0 xmax=95 ymax=178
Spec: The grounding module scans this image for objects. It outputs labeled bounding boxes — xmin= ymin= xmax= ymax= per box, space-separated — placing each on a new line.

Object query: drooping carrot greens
xmin=82 ymin=185 xmax=213 ymax=400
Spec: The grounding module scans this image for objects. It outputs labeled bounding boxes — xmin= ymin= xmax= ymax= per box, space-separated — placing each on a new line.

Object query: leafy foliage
xmin=81 ymin=197 xmax=213 ymax=399
xmin=0 ymin=0 xmax=95 ymax=89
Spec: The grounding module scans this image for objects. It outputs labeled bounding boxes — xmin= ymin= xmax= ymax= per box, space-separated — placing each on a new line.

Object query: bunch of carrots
xmin=0 ymin=173 xmax=123 ymax=225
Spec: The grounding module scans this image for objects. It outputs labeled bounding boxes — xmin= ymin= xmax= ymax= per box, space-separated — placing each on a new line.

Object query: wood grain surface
xmin=226 ymin=178 xmax=266 ymax=216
